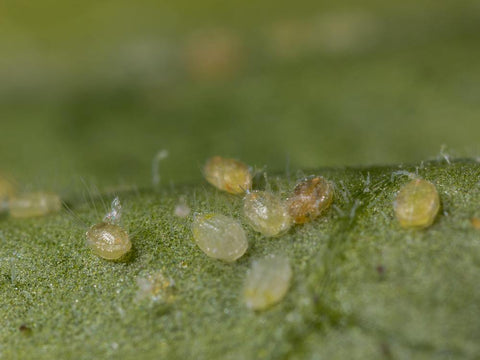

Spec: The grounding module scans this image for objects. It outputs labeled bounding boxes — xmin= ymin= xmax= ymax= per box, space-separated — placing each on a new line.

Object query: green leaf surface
xmin=1 ymin=160 xmax=479 ymax=359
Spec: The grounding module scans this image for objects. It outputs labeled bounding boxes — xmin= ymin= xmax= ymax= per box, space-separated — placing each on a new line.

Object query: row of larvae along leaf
xmin=195 ymin=156 xmax=443 ymax=311
xmin=0 ymin=158 xmax=443 ymax=312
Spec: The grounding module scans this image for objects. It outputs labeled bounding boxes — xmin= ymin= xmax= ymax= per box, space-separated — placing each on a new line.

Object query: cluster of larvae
xmin=0 ymin=175 xmax=62 ymax=218
xmin=193 ymin=156 xmax=335 ymax=310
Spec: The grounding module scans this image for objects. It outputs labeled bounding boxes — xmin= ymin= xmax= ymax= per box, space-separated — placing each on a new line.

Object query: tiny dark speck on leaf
xmin=380 ymin=342 xmax=393 ymax=359
xmin=376 ymin=265 xmax=386 ymax=278
xmin=19 ymin=324 xmax=32 ymax=336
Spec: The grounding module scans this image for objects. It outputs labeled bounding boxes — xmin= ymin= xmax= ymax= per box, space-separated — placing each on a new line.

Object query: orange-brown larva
xmin=394 ymin=178 xmax=440 ymax=229
xmin=286 ymin=176 xmax=334 ymax=224
xmin=203 ymin=156 xmax=252 ymax=195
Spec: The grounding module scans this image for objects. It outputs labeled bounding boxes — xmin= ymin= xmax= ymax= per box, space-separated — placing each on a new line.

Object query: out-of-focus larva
xmin=86 ymin=197 xmax=131 ymax=260
xmin=243 ymin=255 xmax=292 ymax=311
xmin=394 ymin=179 xmax=440 ymax=229
xmin=243 ymin=190 xmax=292 ymax=237
xmin=135 ymin=271 xmax=176 ymax=304
xmin=0 ymin=175 xmax=16 ymax=202
xmin=192 ymin=213 xmax=248 ymax=262
xmin=9 ymin=192 xmax=62 ymax=218
xmin=286 ymin=176 xmax=334 ymax=224
xmin=183 ymin=28 xmax=242 ymax=81
xmin=471 ymin=217 xmax=480 ymax=230
xmin=203 ymin=156 xmax=252 ymax=195
xmin=174 ymin=196 xmax=191 ymax=218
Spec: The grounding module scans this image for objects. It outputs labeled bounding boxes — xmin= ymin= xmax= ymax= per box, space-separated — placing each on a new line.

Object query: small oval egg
xmin=287 ymin=176 xmax=334 ymax=224
xmin=243 ymin=255 xmax=292 ymax=311
xmin=86 ymin=222 xmax=132 ymax=260
xmin=9 ymin=192 xmax=62 ymax=218
xmin=203 ymin=156 xmax=252 ymax=194
xmin=243 ymin=190 xmax=292 ymax=237
xmin=192 ymin=213 xmax=248 ymax=262
xmin=394 ymin=179 xmax=440 ymax=229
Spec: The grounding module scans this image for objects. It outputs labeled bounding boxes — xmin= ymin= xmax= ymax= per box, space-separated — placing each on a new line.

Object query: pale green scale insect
xmin=394 ymin=178 xmax=440 ymax=229
xmin=9 ymin=192 xmax=62 ymax=218
xmin=192 ymin=213 xmax=248 ymax=262
xmin=243 ymin=255 xmax=292 ymax=310
xmin=86 ymin=197 xmax=131 ymax=260
xmin=243 ymin=190 xmax=292 ymax=237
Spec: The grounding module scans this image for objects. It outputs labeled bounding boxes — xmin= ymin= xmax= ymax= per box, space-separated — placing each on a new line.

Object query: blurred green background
xmin=1 ymin=0 xmax=479 ymax=190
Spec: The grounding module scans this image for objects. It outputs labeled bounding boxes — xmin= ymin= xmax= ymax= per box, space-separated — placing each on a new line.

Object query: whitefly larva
xmin=192 ymin=213 xmax=248 ymax=262
xmin=86 ymin=197 xmax=131 ymax=260
xmin=203 ymin=156 xmax=252 ymax=195
xmin=243 ymin=190 xmax=292 ymax=237
xmin=9 ymin=191 xmax=62 ymax=218
xmin=394 ymin=178 xmax=440 ymax=229
xmin=243 ymin=255 xmax=292 ymax=310
xmin=286 ymin=176 xmax=334 ymax=224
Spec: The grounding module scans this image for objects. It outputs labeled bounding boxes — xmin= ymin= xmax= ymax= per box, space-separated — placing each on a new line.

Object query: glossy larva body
xmin=394 ymin=179 xmax=440 ymax=229
xmin=86 ymin=197 xmax=132 ymax=260
xmin=243 ymin=190 xmax=292 ymax=237
xmin=9 ymin=192 xmax=62 ymax=218
xmin=86 ymin=222 xmax=131 ymax=260
xmin=192 ymin=213 xmax=248 ymax=262
xmin=287 ymin=176 xmax=334 ymax=224
xmin=203 ymin=156 xmax=252 ymax=195
xmin=243 ymin=255 xmax=292 ymax=311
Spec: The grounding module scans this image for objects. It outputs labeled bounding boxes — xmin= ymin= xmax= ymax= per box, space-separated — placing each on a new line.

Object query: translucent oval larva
xmin=243 ymin=190 xmax=292 ymax=237
xmin=243 ymin=255 xmax=292 ymax=311
xmin=9 ymin=192 xmax=62 ymax=218
xmin=203 ymin=156 xmax=252 ymax=195
xmin=286 ymin=176 xmax=334 ymax=224
xmin=394 ymin=179 xmax=440 ymax=229
xmin=86 ymin=222 xmax=132 ymax=260
xmin=192 ymin=213 xmax=248 ymax=262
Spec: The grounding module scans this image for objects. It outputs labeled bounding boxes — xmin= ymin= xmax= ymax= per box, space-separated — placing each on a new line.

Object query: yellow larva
xmin=394 ymin=179 xmax=440 ymax=229
xmin=243 ymin=255 xmax=292 ymax=311
xmin=286 ymin=176 xmax=334 ymax=224
xmin=243 ymin=190 xmax=292 ymax=237
xmin=9 ymin=192 xmax=62 ymax=218
xmin=203 ymin=156 xmax=252 ymax=195
xmin=86 ymin=222 xmax=131 ymax=260
xmin=192 ymin=213 xmax=248 ymax=262
xmin=86 ymin=197 xmax=131 ymax=260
